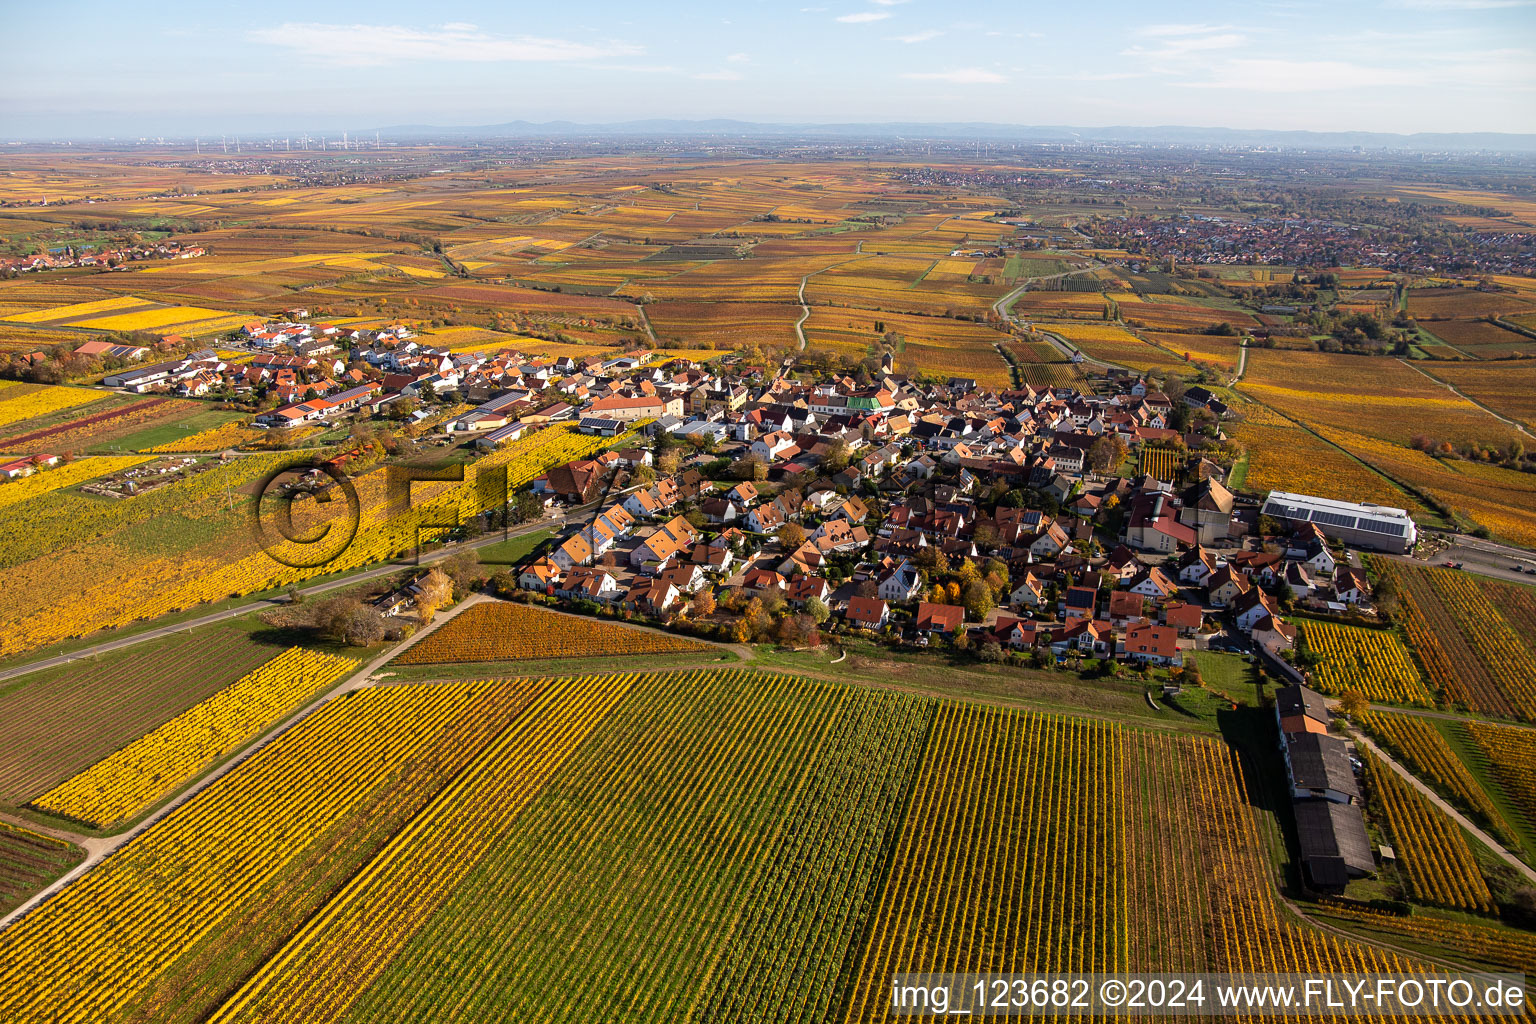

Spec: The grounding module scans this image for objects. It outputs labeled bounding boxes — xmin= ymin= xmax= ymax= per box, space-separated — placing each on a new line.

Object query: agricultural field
xmin=1358 ymin=712 xmax=1513 ymax=845
xmin=0 ymin=424 xmax=627 ymax=657
xmin=1407 ymin=287 xmax=1535 ymax=320
xmin=1036 ymin=322 xmax=1187 ymax=372
xmin=1466 ymin=721 xmax=1536 ymax=842
xmin=0 ymin=821 xmax=81 ymax=915
xmin=1374 ymin=561 xmax=1536 ymax=720
xmin=1423 ymin=319 xmax=1536 ymax=358
xmin=1298 ymin=620 xmax=1432 ymax=706
xmin=393 ymin=602 xmax=716 ymax=665
xmin=0 ymin=626 xmax=288 ymax=808
xmin=31 ymin=647 xmax=357 ymax=827
xmin=1364 ymin=751 xmax=1494 ymax=913
xmin=0 ymin=668 xmax=1457 ymax=1023
xmin=1424 ymin=359 xmax=1536 ymax=429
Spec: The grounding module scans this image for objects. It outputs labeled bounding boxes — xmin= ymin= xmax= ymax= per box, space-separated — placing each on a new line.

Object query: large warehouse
xmin=1261 ymin=491 xmax=1418 ymax=554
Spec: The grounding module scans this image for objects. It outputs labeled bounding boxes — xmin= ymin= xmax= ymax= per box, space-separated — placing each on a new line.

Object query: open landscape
xmin=4 ymin=1 xmax=1536 ymax=1020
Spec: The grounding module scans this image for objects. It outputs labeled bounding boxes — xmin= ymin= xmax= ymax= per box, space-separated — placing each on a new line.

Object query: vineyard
xmin=1375 ymin=560 xmax=1536 ymax=720
xmin=393 ymin=602 xmax=716 ymax=665
xmin=1299 ymin=620 xmax=1432 ymax=706
xmin=1358 ymin=712 xmax=1512 ymax=843
xmin=0 ymin=821 xmax=79 ymax=915
xmin=32 ymin=647 xmax=357 ymax=827
xmin=0 ymin=627 xmax=285 ymax=807
xmin=0 ymin=667 xmax=1482 ymax=1023
xmin=1466 ymin=722 xmax=1536 ymax=840
xmin=1364 ymin=752 xmax=1494 ymax=913
xmin=0 ymin=423 xmax=630 ymax=657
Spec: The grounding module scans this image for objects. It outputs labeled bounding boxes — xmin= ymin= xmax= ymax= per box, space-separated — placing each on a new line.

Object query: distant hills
xmin=376 ymin=119 xmax=1536 ymax=153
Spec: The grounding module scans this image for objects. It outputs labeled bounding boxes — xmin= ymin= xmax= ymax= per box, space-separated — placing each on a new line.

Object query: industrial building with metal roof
xmin=1261 ymin=491 xmax=1417 ymax=554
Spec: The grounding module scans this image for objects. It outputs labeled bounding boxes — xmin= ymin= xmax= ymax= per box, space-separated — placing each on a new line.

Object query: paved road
xmin=1354 ymin=732 xmax=1536 ymax=886
xmin=0 ymin=593 xmax=495 ymax=932
xmin=989 ymin=261 xmax=1101 ymax=321
xmin=0 ymin=510 xmax=577 ymax=685
xmin=1379 ymin=534 xmax=1536 ymax=584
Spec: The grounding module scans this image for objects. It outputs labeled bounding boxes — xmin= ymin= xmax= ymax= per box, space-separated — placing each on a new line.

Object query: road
xmin=1354 ymin=733 xmax=1536 ymax=886
xmin=989 ymin=261 xmax=1102 ymax=321
xmin=1035 ymin=327 xmax=1125 ymax=373
xmin=794 ymin=273 xmax=810 ymax=351
xmin=1378 ymin=534 xmax=1536 ymax=585
xmin=0 ymin=507 xmax=583 ymax=685
xmin=0 ymin=594 xmax=498 ymax=932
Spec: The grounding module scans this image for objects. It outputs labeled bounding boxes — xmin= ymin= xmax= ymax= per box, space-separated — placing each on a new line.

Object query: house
xmin=585 ymin=395 xmax=673 ymax=422
xmin=631 ymin=516 xmax=700 ymax=567
xmin=556 ymin=566 xmax=621 ymax=603
xmin=728 ymin=481 xmax=760 ymax=506
xmin=1252 ymin=615 xmax=1297 ymax=653
xmin=1176 ymin=546 xmax=1219 ymax=586
xmin=1205 ymin=567 xmax=1251 ymax=609
xmin=1027 ymin=522 xmax=1071 ymax=560
xmin=846 ymin=596 xmax=890 ymax=631
xmin=1284 ymin=561 xmax=1315 ymax=600
xmin=700 ymin=498 xmax=740 ymax=524
xmin=658 ymin=563 xmax=707 ymax=596
xmin=1061 ymin=585 xmax=1098 ymax=620
xmin=1233 ymin=589 xmax=1284 ymax=633
xmin=537 ymin=459 xmax=606 ymax=503
xmin=991 ymin=616 xmax=1046 ymax=650
xmin=877 ymin=558 xmax=924 ymax=603
xmin=915 ymin=602 xmax=965 ymax=636
xmin=1126 ymin=568 xmax=1178 ymax=602
xmin=518 ymin=558 xmax=562 ymax=592
xmin=1177 ymin=479 xmax=1235 ymax=545
xmin=1162 ymin=601 xmax=1204 ymax=635
xmin=1124 ymin=491 xmax=1196 ymax=553
xmin=787 ymin=574 xmax=830 ymax=608
xmin=746 ymin=502 xmax=785 ymax=534
xmin=1334 ymin=566 xmax=1370 ymax=605
xmin=1106 ymin=589 xmax=1148 ymax=627
xmin=1294 ymin=799 xmax=1374 ymax=887
xmin=1053 ymin=618 xmax=1115 ymax=658
xmin=625 ymin=578 xmax=680 ymax=615
xmin=1009 ymin=572 xmax=1046 ymax=610
xmin=1119 ymin=622 xmax=1182 ymax=666
xmin=1284 ymin=732 xmax=1360 ymax=805
xmin=1275 ymin=683 xmax=1331 ymax=738
xmin=743 ymin=567 xmax=787 ymax=592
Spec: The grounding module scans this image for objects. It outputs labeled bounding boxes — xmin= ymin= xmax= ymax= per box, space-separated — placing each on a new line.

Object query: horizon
xmin=8 ymin=0 xmax=1536 ymax=139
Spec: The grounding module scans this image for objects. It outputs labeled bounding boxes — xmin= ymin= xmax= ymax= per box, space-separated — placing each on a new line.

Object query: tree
xmin=414 ymin=567 xmax=454 ymax=623
xmin=962 ymin=579 xmax=994 ymax=621
xmin=691 ymin=589 xmax=716 ymax=617
xmin=656 ymin=449 xmax=682 ymax=476
xmin=804 ymin=596 xmax=831 ymax=625
xmin=1087 ymin=434 xmax=1128 ymax=475
xmin=439 ymin=553 xmax=479 ymax=594
xmin=945 ymin=581 xmax=962 ymax=604
xmin=822 ymin=438 xmax=852 ymax=474
xmin=1338 ymin=688 xmax=1370 ymax=718
xmin=778 ymin=522 xmax=807 ymax=550
xmin=313 ymin=597 xmax=385 ymax=647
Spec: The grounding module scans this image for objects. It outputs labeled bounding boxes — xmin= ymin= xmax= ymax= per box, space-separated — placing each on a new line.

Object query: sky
xmin=6 ymin=0 xmax=1536 ymax=138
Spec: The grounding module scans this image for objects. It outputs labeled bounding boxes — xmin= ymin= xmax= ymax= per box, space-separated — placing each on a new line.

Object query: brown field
xmin=1424 ymin=318 xmax=1536 ymax=358
xmin=1408 ymin=288 xmax=1536 ymax=320
xmin=1425 ymin=360 xmax=1536 ymax=429
xmin=645 ymin=301 xmax=802 ymax=351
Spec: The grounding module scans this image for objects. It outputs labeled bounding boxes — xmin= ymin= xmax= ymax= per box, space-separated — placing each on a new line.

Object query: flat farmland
xmin=1142 ymin=330 xmax=1242 ymax=371
xmin=804 ymin=306 xmax=1011 ymax=382
xmin=1240 ymin=349 xmax=1524 ymax=450
xmin=1408 ymin=287 xmax=1536 ymax=320
xmin=1039 ymin=322 xmax=1188 ymax=373
xmin=1425 ymin=359 xmax=1536 ymax=428
xmin=0 ymin=625 xmax=285 ymax=807
xmin=0 ymin=669 xmax=1453 ymax=1024
xmin=0 ymin=821 xmax=82 ymax=914
xmin=645 ymin=300 xmax=802 ymax=350
xmin=1424 ymin=318 xmax=1536 ymax=357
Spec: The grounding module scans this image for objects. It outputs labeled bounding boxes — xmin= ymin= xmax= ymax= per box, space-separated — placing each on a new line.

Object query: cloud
xmin=837 ymin=11 xmax=892 ymax=22
xmin=247 ymin=22 xmax=642 ymax=66
xmin=727 ymin=52 xmax=751 ymax=62
xmin=892 ymin=29 xmax=944 ymax=42
xmin=903 ymin=68 xmax=1007 ymax=83
xmin=1122 ymin=32 xmax=1248 ymax=60
xmin=694 ymin=70 xmax=743 ymax=80
xmin=869 ymin=0 xmax=912 ymax=5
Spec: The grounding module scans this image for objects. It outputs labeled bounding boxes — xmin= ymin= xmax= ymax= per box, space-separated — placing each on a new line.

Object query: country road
xmin=1354 ymin=732 xmax=1536 ymax=886
xmin=0 ymin=508 xmax=581 ymax=685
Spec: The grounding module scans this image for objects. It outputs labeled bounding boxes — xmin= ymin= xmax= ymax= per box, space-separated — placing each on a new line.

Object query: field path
xmin=0 ymin=594 xmax=495 ymax=933
xmin=1353 ymin=731 xmax=1536 ymax=885
xmin=1397 ymin=357 xmax=1532 ymax=439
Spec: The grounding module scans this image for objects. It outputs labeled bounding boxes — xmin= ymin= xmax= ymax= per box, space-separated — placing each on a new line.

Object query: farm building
xmin=1293 ymin=799 xmax=1374 ymax=888
xmin=1260 ymin=491 xmax=1417 ymax=554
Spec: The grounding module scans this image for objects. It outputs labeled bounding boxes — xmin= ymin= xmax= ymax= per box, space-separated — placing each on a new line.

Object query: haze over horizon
xmin=7 ymin=0 xmax=1535 ymax=139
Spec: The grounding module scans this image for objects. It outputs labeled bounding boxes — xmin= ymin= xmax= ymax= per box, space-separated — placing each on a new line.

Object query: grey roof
xmin=1262 ymin=491 xmax=1415 ymax=540
xmin=1294 ymin=799 xmax=1373 ymax=882
xmin=1285 ymin=733 xmax=1360 ymax=801
xmin=1275 ymin=684 xmax=1329 ymax=725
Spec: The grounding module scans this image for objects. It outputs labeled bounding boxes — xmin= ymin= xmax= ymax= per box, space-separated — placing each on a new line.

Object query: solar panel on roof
xmin=1356 ymin=518 xmax=1406 ymax=537
xmin=1310 ymin=510 xmax=1357 ymax=529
